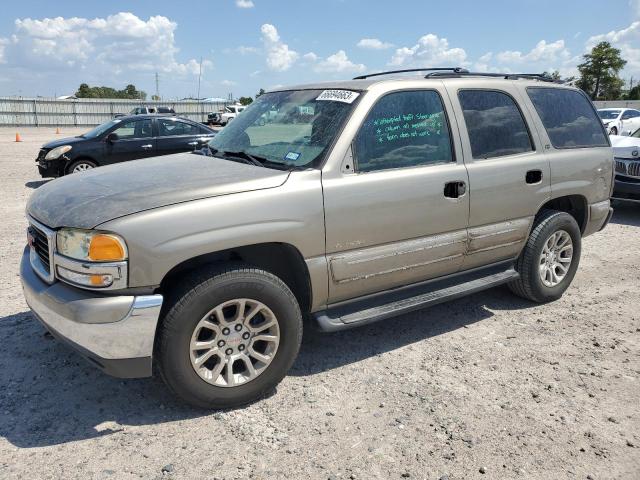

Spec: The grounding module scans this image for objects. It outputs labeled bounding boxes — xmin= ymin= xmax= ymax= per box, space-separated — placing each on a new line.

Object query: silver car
xmin=21 ymin=68 xmax=614 ymax=408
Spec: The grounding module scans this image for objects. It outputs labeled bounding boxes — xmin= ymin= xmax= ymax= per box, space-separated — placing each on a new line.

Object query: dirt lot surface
xmin=0 ymin=127 xmax=639 ymax=480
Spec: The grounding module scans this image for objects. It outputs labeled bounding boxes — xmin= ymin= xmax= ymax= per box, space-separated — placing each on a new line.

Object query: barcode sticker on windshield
xmin=316 ymin=90 xmax=360 ymax=104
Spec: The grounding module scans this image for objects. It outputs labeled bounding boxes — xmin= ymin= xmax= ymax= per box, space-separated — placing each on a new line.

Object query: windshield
xmin=598 ymin=110 xmax=621 ymax=120
xmin=82 ymin=119 xmax=120 ymax=138
xmin=208 ymin=89 xmax=359 ymax=169
xmin=225 ymin=106 xmax=235 ymax=113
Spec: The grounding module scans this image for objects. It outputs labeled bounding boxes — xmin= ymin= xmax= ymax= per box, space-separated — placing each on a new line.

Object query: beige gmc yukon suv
xmin=21 ymin=68 xmax=614 ymax=408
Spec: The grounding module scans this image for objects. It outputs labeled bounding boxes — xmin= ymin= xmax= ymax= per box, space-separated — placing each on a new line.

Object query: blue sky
xmin=0 ymin=0 xmax=639 ymax=99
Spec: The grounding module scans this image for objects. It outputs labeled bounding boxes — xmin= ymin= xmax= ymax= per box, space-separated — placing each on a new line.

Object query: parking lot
xmin=0 ymin=126 xmax=638 ymax=479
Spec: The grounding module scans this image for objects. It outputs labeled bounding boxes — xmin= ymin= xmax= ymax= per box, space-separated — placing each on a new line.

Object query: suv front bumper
xmin=20 ymin=248 xmax=163 ymax=378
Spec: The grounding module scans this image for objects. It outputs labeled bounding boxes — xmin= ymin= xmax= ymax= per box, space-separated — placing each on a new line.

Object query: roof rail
xmin=353 ymin=67 xmax=469 ymax=80
xmin=424 ymin=71 xmax=557 ymax=82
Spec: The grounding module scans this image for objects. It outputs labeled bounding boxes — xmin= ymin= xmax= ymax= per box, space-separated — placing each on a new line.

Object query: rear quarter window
xmin=527 ymin=87 xmax=608 ymax=149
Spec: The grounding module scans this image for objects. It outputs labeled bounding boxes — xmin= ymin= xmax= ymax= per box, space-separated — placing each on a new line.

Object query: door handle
xmin=141 ymin=144 xmax=153 ymax=149
xmin=187 ymin=141 xmax=199 ymax=146
xmin=525 ymin=169 xmax=543 ymax=184
xmin=444 ymin=181 xmax=466 ymax=199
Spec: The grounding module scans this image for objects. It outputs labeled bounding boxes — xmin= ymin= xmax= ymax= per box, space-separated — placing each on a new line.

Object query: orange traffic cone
xmin=15 ymin=132 xmax=22 ymax=142
xmin=55 ymin=127 xmax=61 ymax=134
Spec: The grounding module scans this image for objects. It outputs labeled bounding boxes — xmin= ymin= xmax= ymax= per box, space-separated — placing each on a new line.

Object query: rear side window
xmin=527 ymin=88 xmax=608 ymax=148
xmin=458 ymin=90 xmax=533 ymax=159
xmin=354 ymin=90 xmax=453 ymax=172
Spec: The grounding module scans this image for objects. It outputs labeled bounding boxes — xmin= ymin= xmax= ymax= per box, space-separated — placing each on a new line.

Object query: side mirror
xmin=106 ymin=132 xmax=119 ymax=143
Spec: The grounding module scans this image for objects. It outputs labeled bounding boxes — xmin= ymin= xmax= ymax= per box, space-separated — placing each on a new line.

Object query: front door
xmin=322 ymin=88 xmax=470 ymax=304
xmin=445 ymin=82 xmax=551 ymax=271
xmin=105 ymin=118 xmax=156 ymax=164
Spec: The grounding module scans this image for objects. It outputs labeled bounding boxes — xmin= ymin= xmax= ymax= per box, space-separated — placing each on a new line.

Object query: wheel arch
xmin=538 ymin=194 xmax=588 ymax=234
xmin=157 ymin=242 xmax=313 ymax=315
xmin=66 ymin=155 xmax=99 ymax=174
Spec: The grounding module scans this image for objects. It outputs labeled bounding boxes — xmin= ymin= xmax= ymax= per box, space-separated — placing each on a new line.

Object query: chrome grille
xmin=28 ymin=217 xmax=56 ymax=284
xmin=30 ymin=226 xmax=50 ymax=272
xmin=615 ymin=158 xmax=640 ymax=178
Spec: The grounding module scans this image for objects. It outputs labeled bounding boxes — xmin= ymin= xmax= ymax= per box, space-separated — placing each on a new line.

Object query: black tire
xmin=610 ymin=126 xmax=618 ymax=136
xmin=508 ymin=210 xmax=581 ymax=303
xmin=67 ymin=159 xmax=97 ymax=174
xmin=156 ymin=264 xmax=302 ymax=409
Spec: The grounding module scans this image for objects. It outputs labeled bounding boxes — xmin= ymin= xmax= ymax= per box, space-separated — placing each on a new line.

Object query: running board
xmin=313 ymin=263 xmax=519 ymax=332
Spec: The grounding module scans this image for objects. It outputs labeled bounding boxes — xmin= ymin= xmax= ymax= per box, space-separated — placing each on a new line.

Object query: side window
xmin=527 ymin=88 xmax=608 ymax=148
xmin=158 ymin=119 xmax=199 ymax=136
xmin=112 ymin=119 xmax=152 ymax=139
xmin=458 ymin=90 xmax=533 ymax=159
xmin=354 ymin=90 xmax=453 ymax=172
xmin=624 ymin=110 xmax=640 ymax=119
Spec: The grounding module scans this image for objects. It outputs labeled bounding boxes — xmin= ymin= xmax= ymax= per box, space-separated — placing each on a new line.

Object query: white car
xmin=597 ymin=108 xmax=640 ymax=136
xmin=220 ymin=104 xmax=246 ymax=125
xmin=610 ymin=127 xmax=640 ymax=203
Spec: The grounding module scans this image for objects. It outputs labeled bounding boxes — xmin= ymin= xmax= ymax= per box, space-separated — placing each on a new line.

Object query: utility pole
xmin=197 ymin=57 xmax=203 ymax=100
xmin=155 ymin=72 xmax=160 ymax=100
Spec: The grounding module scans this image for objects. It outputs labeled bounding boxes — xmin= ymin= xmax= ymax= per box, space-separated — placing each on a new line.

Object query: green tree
xmin=626 ymin=84 xmax=640 ymax=100
xmin=75 ymin=83 xmax=147 ymax=99
xmin=256 ymin=88 xmax=266 ymax=98
xmin=238 ymin=96 xmax=253 ymax=106
xmin=577 ymin=41 xmax=627 ymax=100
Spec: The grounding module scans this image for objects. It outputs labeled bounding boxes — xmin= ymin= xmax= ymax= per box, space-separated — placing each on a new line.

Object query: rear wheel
xmin=156 ymin=265 xmax=302 ymax=409
xmin=508 ymin=210 xmax=581 ymax=303
xmin=610 ymin=126 xmax=618 ymax=136
xmin=68 ymin=159 xmax=97 ymax=174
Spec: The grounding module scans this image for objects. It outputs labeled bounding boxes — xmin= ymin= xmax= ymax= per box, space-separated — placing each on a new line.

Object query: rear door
xmin=445 ymin=82 xmax=551 ymax=270
xmin=104 ymin=118 xmax=156 ymax=164
xmin=155 ymin=118 xmax=213 ymax=156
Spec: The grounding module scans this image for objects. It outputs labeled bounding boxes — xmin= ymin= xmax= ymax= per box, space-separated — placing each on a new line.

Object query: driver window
xmin=354 ymin=90 xmax=453 ymax=172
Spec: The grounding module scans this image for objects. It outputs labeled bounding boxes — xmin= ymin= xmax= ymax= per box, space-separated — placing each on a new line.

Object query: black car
xmin=37 ymin=115 xmax=216 ymax=177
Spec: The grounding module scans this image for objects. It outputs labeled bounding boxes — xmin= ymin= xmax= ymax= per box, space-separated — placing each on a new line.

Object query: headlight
xmin=45 ymin=145 xmax=72 ymax=160
xmin=56 ymin=228 xmax=127 ymax=262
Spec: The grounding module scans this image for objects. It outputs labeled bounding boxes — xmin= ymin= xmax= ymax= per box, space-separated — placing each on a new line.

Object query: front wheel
xmin=156 ymin=265 xmax=302 ymax=409
xmin=610 ymin=126 xmax=618 ymax=136
xmin=67 ymin=159 xmax=97 ymax=174
xmin=508 ymin=210 xmax=581 ymax=303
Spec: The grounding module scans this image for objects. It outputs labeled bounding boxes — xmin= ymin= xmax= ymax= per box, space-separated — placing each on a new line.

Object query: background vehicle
xmin=114 ymin=106 xmax=176 ymax=118
xmin=36 ymin=115 xmax=215 ymax=177
xmin=611 ymin=127 xmax=640 ymax=202
xmin=220 ymin=104 xmax=246 ymax=125
xmin=22 ymin=69 xmax=613 ymax=408
xmin=598 ymin=108 xmax=640 ymax=135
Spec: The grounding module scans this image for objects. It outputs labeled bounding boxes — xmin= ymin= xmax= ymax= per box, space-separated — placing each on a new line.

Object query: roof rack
xmin=353 ymin=67 xmax=468 ymax=80
xmin=424 ymin=71 xmax=556 ymax=82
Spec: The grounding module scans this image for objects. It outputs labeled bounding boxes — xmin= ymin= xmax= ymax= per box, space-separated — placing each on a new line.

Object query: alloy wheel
xmin=539 ymin=230 xmax=573 ymax=287
xmin=189 ymin=298 xmax=280 ymax=387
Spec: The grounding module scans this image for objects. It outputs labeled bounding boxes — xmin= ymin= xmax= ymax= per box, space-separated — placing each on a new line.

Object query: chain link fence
xmin=0 ymin=97 xmax=232 ymax=126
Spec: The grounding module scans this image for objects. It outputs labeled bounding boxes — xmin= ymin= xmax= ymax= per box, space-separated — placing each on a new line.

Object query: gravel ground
xmin=0 ymin=126 xmax=639 ymax=480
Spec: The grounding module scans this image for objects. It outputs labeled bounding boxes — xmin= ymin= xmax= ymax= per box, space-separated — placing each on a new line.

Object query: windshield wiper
xmin=222 ymin=150 xmax=266 ymax=167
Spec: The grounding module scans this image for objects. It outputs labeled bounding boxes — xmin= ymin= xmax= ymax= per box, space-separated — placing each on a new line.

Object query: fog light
xmin=57 ymin=265 xmax=114 ymax=288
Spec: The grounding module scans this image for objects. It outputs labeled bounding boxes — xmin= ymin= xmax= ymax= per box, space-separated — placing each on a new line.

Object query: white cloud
xmin=236 ymin=0 xmax=255 ymax=8
xmin=495 ymin=39 xmax=570 ymax=65
xmin=314 ymin=50 xmax=366 ymax=73
xmin=389 ymin=34 xmax=467 ymax=67
xmin=0 ymin=37 xmax=9 ymax=64
xmin=6 ymin=13 xmax=210 ymax=76
xmin=586 ymin=21 xmax=640 ymax=77
xmin=221 ymin=79 xmax=236 ymax=86
xmin=357 ymin=38 xmax=394 ymax=50
xmin=260 ymin=23 xmax=298 ymax=71
xmin=302 ymin=52 xmax=318 ymax=62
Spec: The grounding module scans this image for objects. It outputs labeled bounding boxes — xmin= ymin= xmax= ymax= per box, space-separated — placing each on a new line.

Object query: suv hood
xmin=27 ymin=152 xmax=290 ymax=229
